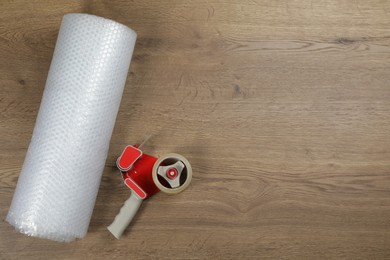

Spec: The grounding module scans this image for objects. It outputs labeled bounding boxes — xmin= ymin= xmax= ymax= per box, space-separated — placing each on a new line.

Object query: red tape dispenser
xmin=107 ymin=145 xmax=192 ymax=239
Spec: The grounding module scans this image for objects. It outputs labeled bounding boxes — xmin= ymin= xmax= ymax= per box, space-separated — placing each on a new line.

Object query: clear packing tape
xmin=6 ymin=13 xmax=137 ymax=242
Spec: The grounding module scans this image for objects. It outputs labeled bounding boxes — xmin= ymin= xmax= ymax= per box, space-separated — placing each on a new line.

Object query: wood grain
xmin=1 ymin=0 xmax=390 ymax=259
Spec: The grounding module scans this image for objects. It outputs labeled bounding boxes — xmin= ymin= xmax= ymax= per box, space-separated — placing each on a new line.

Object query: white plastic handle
xmin=107 ymin=192 xmax=142 ymax=239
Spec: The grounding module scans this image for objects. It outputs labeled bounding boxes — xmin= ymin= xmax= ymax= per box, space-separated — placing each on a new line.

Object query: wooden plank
xmin=0 ymin=0 xmax=389 ymax=259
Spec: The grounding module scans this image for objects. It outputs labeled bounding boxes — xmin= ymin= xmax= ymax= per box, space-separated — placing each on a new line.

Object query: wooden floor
xmin=1 ymin=1 xmax=390 ymax=259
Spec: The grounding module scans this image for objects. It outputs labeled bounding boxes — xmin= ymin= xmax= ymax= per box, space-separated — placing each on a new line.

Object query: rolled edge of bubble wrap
xmin=6 ymin=13 xmax=137 ymax=242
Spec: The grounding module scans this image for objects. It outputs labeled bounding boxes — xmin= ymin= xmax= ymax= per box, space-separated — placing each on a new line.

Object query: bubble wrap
xmin=6 ymin=13 xmax=137 ymax=242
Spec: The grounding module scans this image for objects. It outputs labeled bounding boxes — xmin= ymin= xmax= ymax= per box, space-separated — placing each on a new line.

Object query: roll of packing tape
xmin=152 ymin=153 xmax=192 ymax=194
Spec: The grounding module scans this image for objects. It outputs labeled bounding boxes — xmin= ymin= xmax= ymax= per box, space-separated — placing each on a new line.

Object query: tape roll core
xmin=152 ymin=153 xmax=192 ymax=194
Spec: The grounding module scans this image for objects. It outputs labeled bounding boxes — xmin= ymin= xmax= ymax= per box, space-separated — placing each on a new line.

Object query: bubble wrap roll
xmin=6 ymin=13 xmax=137 ymax=242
